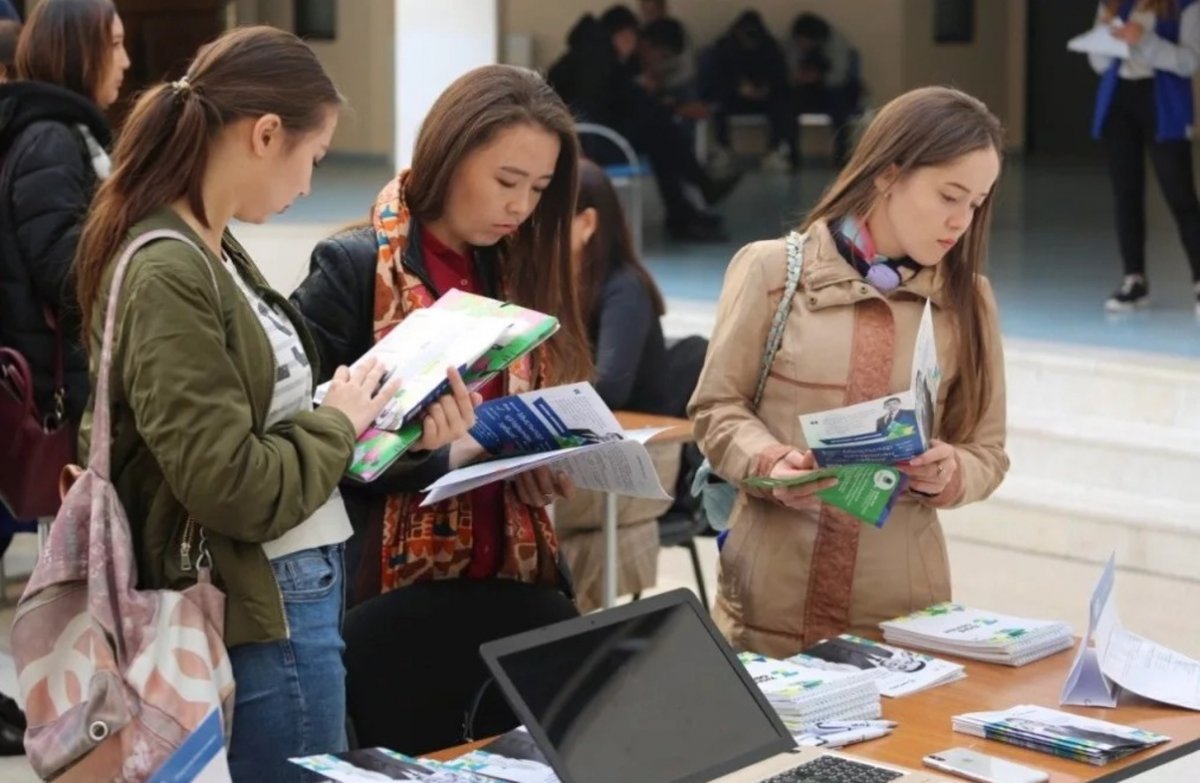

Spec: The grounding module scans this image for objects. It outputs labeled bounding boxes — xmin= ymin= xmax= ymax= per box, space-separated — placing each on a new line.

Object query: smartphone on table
xmin=922 ymin=748 xmax=1049 ymax=783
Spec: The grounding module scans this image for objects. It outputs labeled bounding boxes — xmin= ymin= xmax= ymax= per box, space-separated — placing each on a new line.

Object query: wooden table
xmin=605 ymin=412 xmax=694 ymax=609
xmin=427 ymin=644 xmax=1200 ymax=782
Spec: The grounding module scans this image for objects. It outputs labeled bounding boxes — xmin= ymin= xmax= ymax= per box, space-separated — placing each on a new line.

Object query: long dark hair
xmin=15 ymin=0 xmax=114 ymax=102
xmin=406 ymin=64 xmax=592 ymax=387
xmin=77 ymin=26 xmax=343 ymax=329
xmin=575 ymin=159 xmax=665 ymax=329
xmin=802 ymin=86 xmax=1004 ymax=444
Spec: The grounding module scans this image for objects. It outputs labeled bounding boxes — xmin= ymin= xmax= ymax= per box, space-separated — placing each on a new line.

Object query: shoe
xmin=699 ymin=171 xmax=742 ymax=207
xmin=0 ymin=692 xmax=24 ymax=731
xmin=666 ymin=217 xmax=729 ymax=243
xmin=759 ymin=145 xmax=793 ymax=174
xmin=1104 ymin=275 xmax=1149 ymax=311
xmin=0 ymin=717 xmax=22 ymax=756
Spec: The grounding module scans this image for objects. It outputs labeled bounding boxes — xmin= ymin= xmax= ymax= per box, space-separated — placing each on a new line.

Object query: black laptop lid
xmin=479 ymin=589 xmax=795 ymax=783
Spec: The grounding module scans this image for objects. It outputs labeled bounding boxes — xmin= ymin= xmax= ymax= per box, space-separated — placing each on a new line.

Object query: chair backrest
xmin=576 ymin=122 xmax=643 ymax=257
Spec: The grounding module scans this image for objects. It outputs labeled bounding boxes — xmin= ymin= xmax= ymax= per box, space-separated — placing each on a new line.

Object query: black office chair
xmin=655 ymin=505 xmax=711 ymax=610
xmin=342 ymin=578 xmax=578 ymax=755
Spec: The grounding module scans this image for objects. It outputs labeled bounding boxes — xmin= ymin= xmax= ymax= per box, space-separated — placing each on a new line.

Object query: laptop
xmin=480 ymin=588 xmax=947 ymax=783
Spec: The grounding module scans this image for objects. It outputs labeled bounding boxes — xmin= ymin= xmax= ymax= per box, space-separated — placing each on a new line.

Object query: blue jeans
xmin=227 ymin=544 xmax=348 ymax=783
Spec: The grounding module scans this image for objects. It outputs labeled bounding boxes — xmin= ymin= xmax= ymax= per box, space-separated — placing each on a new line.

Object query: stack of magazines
xmin=796 ymin=634 xmax=966 ymax=697
xmin=953 ymin=704 xmax=1169 ymax=765
xmin=880 ymin=603 xmax=1074 ymax=666
xmin=738 ymin=652 xmax=882 ymax=736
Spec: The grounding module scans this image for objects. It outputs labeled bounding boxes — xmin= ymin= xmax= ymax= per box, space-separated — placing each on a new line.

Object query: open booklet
xmin=318 ymin=290 xmax=560 ymax=483
xmin=744 ymin=300 xmax=940 ymax=527
xmin=798 ymin=633 xmax=965 ymax=698
xmin=420 ymin=382 xmax=671 ymax=506
xmin=1062 ymin=554 xmax=1200 ymax=711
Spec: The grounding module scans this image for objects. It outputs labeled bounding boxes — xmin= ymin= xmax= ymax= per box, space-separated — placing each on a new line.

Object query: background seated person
xmin=548 ymin=6 xmax=739 ymax=242
xmin=787 ymin=12 xmax=864 ymax=168
xmin=706 ymin=10 xmax=795 ymax=173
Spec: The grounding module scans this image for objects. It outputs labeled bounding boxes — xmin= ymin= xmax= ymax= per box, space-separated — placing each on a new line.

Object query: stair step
xmin=940 ymin=474 xmax=1200 ymax=582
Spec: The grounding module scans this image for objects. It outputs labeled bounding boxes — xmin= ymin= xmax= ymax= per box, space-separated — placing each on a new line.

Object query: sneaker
xmin=760 ymin=144 xmax=793 ymax=174
xmin=1104 ymin=275 xmax=1149 ymax=311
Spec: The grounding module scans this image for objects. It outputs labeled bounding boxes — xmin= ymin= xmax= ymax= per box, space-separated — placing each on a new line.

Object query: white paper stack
xmin=881 ymin=603 xmax=1073 ymax=667
xmin=738 ymin=652 xmax=882 ymax=736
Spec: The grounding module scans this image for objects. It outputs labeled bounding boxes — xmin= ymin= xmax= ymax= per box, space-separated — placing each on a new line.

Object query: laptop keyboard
xmin=763 ymin=755 xmax=906 ymax=783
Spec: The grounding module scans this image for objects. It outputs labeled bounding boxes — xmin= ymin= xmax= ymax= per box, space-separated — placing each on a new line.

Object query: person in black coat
xmin=0 ymin=0 xmax=128 ymax=424
xmin=548 ymin=8 xmax=740 ymax=241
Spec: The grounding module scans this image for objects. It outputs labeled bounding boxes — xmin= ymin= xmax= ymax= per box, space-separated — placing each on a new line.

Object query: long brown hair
xmin=802 ymin=86 xmax=1004 ymax=444
xmin=406 ymin=64 xmax=592 ymax=386
xmin=1104 ymin=0 xmax=1177 ymax=19
xmin=575 ymin=159 xmax=665 ymax=329
xmin=77 ymin=26 xmax=343 ymax=329
xmin=15 ymin=0 xmax=115 ymax=102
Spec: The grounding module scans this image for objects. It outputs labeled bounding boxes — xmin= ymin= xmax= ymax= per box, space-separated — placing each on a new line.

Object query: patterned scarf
xmin=832 ymin=216 xmax=921 ymax=293
xmin=371 ymin=171 xmax=562 ymax=592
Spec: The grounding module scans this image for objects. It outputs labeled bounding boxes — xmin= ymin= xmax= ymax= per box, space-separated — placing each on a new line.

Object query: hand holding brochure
xmin=785 ymin=300 xmax=941 ymax=526
xmin=1067 ymin=24 xmax=1130 ymax=60
xmin=420 ymin=383 xmax=670 ymax=506
xmin=333 ymin=290 xmax=560 ymax=483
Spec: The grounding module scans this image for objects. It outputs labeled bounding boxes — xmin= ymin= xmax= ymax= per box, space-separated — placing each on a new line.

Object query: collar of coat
xmin=802 ymin=220 xmax=947 ymax=309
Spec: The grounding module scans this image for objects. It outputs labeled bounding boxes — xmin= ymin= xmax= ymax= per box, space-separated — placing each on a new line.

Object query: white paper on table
xmin=1067 ymin=25 xmax=1131 ymax=59
xmin=435 ymin=750 xmax=559 ymax=783
xmin=1061 ymin=553 xmax=1121 ymax=708
xmin=420 ymin=427 xmax=670 ymax=506
xmin=1063 ymin=553 xmax=1200 ymax=711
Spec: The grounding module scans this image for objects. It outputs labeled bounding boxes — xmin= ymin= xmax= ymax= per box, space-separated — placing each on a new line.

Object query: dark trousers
xmin=714 ymin=92 xmax=798 ymax=157
xmin=793 ymin=81 xmax=861 ymax=168
xmin=1103 ymin=78 xmax=1200 ymax=281
xmin=343 ymin=578 xmax=579 ymax=756
xmin=582 ymin=87 xmax=711 ymax=228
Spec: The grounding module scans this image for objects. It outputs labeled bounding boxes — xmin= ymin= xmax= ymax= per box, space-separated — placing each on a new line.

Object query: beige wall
xmin=900 ymin=0 xmax=1027 ymax=149
xmin=501 ymin=0 xmax=1027 ymax=149
xmin=236 ymin=0 xmax=395 ymax=159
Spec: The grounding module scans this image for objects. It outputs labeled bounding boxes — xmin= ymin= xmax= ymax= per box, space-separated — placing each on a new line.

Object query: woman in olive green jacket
xmin=72 ymin=28 xmax=475 ymax=783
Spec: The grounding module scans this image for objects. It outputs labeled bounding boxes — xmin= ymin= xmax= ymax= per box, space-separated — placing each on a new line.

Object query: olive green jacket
xmin=81 ymin=208 xmax=357 ymax=646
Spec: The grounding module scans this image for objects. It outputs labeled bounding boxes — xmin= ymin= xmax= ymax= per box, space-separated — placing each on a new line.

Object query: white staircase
xmin=665 ymin=300 xmax=1200 ymax=581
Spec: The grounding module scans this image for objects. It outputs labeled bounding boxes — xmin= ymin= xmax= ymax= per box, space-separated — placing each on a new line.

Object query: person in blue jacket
xmin=1090 ymin=0 xmax=1200 ymax=315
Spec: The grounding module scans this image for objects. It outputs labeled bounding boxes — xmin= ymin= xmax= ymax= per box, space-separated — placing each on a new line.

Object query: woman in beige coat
xmin=689 ymin=86 xmax=1010 ymax=658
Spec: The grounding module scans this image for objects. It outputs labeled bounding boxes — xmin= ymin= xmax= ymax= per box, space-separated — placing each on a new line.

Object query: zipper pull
xmin=180 ymin=518 xmax=195 ymax=572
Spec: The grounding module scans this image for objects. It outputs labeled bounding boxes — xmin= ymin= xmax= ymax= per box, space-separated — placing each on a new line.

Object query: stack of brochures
xmin=880 ymin=603 xmax=1074 ymax=667
xmin=312 ymin=289 xmax=559 ymax=483
xmin=797 ymin=634 xmax=966 ymax=697
xmin=952 ymin=704 xmax=1169 ymax=765
xmin=739 ymin=652 xmax=882 ymax=737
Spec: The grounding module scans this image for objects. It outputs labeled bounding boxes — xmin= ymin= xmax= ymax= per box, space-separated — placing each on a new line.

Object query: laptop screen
xmin=482 ymin=591 xmax=794 ymax=783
